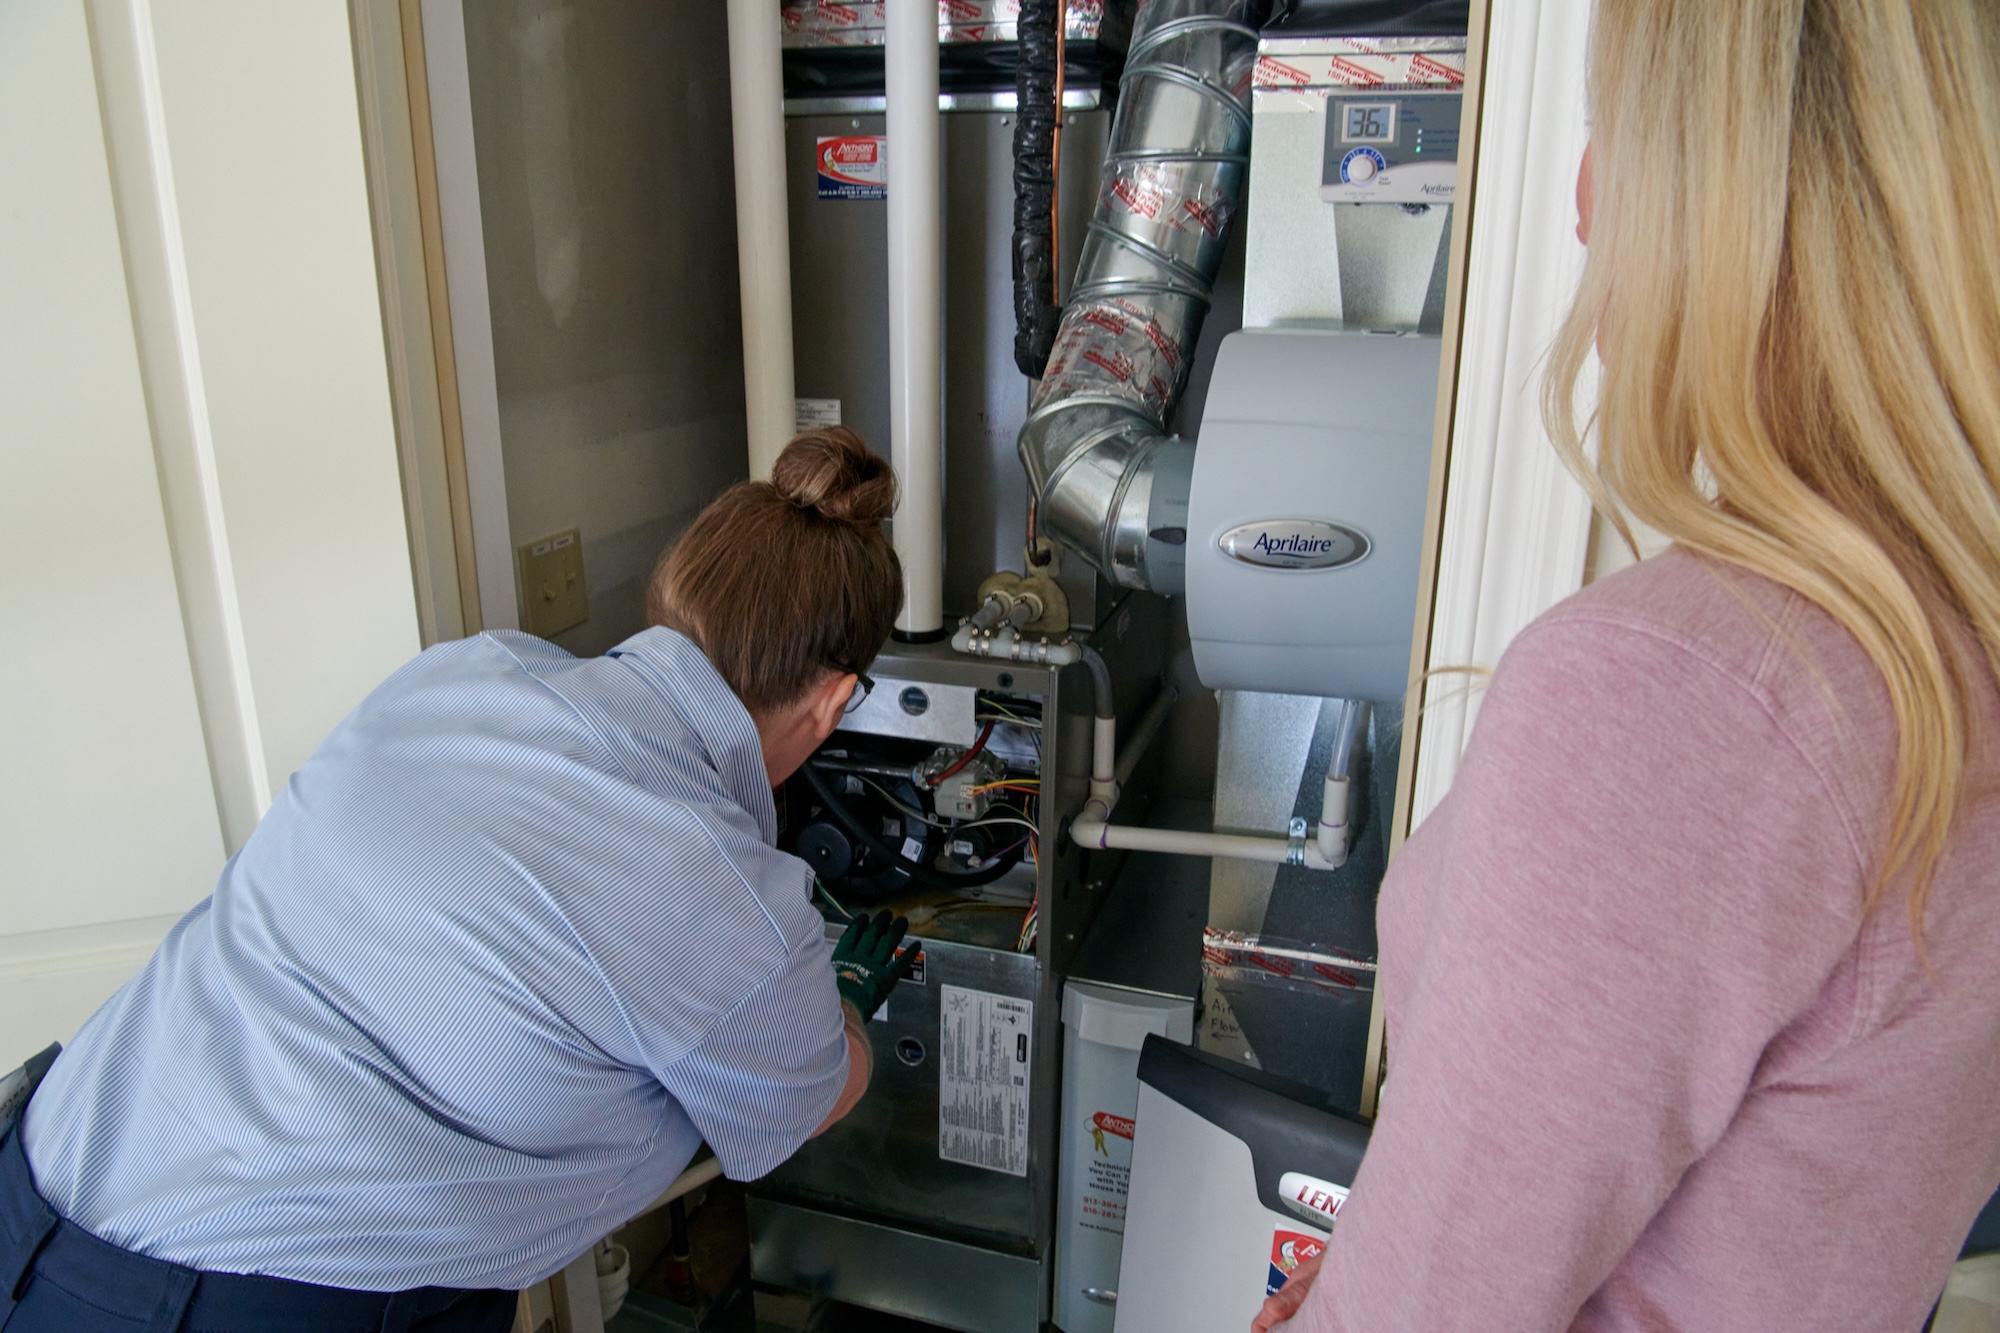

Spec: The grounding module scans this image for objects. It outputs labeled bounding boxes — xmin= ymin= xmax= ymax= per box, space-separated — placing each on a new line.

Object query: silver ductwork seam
xmin=1018 ymin=0 xmax=1261 ymax=596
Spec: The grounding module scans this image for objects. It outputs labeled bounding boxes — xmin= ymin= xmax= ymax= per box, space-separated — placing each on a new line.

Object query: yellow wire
xmin=975 ymin=699 xmax=1042 ymax=727
xmin=968 ymin=778 xmax=1041 ymax=794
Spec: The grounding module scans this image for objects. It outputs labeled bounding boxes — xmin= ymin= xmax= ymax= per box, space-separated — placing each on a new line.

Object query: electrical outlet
xmin=517 ymin=529 xmax=587 ymax=639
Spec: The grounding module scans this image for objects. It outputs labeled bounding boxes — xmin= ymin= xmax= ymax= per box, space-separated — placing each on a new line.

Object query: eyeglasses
xmin=841 ymin=669 xmax=875 ymax=715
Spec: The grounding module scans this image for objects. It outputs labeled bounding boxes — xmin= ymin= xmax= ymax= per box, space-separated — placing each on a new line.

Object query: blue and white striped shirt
xmin=23 ymin=628 xmax=847 ymax=1290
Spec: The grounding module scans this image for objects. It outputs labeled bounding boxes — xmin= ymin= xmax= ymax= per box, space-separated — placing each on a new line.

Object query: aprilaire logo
xmin=1219 ymin=520 xmax=1370 ymax=571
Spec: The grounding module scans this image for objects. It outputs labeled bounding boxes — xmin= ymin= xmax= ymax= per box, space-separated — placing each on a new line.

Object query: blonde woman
xmin=1258 ymin=1 xmax=2000 ymax=1329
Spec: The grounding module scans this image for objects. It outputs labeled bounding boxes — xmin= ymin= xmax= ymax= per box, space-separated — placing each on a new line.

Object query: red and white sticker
xmin=817 ymin=136 xmax=887 ymax=200
xmin=1092 ymin=1110 xmax=1135 ymax=1142
xmin=1252 ymin=50 xmax=1465 ymax=89
xmin=1278 ymin=1170 xmax=1351 ymax=1227
xmin=782 ymin=0 xmax=1107 ymax=47
xmin=1267 ymin=1228 xmax=1327 ymax=1297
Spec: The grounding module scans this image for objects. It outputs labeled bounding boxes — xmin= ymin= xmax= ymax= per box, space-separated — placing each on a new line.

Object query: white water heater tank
xmin=1185 ymin=328 xmax=1440 ymax=702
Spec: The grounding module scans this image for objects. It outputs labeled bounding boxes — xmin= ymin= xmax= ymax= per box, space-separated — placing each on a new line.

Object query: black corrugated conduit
xmin=1012 ymin=0 xmax=1063 ymax=377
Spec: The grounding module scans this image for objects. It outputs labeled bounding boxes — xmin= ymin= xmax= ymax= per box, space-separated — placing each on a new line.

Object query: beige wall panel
xmin=457 ymin=0 xmax=749 ymax=656
xmin=145 ymin=0 xmax=421 ymax=788
xmin=0 ymin=1 xmax=225 ymax=955
xmin=2 ymin=0 xmax=425 ymax=1065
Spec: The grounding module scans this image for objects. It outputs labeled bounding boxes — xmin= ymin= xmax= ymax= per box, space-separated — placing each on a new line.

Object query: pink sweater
xmin=1286 ymin=549 xmax=2000 ymax=1332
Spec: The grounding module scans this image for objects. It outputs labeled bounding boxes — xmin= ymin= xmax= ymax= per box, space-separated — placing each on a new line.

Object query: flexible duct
xmin=1017 ymin=0 xmax=1262 ymax=596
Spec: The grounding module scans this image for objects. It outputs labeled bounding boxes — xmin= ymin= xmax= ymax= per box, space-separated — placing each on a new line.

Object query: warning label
xmin=1267 ymin=1228 xmax=1327 ymax=1297
xmin=816 ymin=135 xmax=887 ymax=199
xmin=938 ymin=985 xmax=1032 ymax=1176
xmin=1077 ymin=1110 xmax=1136 ymax=1233
xmin=794 ymin=397 xmax=842 ymax=432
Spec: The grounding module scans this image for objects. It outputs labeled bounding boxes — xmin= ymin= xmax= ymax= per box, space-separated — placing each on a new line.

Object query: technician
xmin=1258 ymin=1 xmax=2000 ymax=1330
xmin=2 ymin=428 xmax=913 ymax=1331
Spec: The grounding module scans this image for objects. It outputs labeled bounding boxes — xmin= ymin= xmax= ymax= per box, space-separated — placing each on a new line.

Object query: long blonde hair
xmin=1544 ymin=0 xmax=2000 ymax=935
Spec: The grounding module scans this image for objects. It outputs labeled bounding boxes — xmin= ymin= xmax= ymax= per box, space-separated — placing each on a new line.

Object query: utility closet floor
xmin=601 ymin=1176 xmax=961 ymax=1333
xmin=758 ymin=1304 xmax=952 ymax=1332
xmin=602 ymin=1296 xmax=950 ymax=1333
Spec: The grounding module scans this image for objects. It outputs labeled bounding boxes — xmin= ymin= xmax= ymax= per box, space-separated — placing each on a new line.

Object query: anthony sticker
xmin=1268 ymin=1228 xmax=1327 ymax=1297
xmin=816 ymin=135 xmax=887 ymax=200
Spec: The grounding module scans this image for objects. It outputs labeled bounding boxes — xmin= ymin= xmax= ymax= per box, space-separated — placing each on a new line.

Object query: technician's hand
xmin=831 ymin=910 xmax=916 ymax=1023
xmin=1250 ymin=1247 xmax=1323 ymax=1333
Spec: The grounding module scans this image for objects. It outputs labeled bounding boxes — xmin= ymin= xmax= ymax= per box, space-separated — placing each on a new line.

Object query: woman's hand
xmin=1251 ymin=1247 xmax=1323 ymax=1332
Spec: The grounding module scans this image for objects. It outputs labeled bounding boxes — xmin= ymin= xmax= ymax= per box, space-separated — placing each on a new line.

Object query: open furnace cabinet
xmin=350 ymin=0 xmax=1602 ymax=1328
xmin=751 ymin=603 xmax=1174 ymax=1330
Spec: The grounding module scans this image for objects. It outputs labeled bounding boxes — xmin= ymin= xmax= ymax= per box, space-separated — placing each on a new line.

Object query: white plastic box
xmin=1185 ymin=328 xmax=1441 ymax=703
xmin=1055 ymin=981 xmax=1195 ymax=1333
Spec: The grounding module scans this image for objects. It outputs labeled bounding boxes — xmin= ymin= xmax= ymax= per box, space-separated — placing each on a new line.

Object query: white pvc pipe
xmin=949 ymin=620 xmax=1350 ymax=868
xmin=1072 ymin=689 xmax=1352 ymax=870
xmin=1318 ymin=774 xmax=1351 ymax=865
xmin=1067 ymin=819 xmax=1350 ymax=871
xmin=1087 ymin=716 xmax=1119 ymax=811
xmin=886 ymin=2 xmax=943 ymax=637
xmin=727 ymin=0 xmax=797 ymax=481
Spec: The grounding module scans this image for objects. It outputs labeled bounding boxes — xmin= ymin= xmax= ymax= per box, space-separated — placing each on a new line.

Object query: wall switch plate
xmin=517 ymin=529 xmax=587 ymax=639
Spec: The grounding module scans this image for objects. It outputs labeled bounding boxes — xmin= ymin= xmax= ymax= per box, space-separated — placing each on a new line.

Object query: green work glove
xmin=831 ymin=910 xmax=916 ymax=1023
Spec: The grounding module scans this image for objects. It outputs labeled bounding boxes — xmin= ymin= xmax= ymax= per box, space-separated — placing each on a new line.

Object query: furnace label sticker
xmin=938 ymin=985 xmax=1032 ymax=1176
xmin=794 ymin=397 xmax=842 ymax=432
xmin=1268 ymin=1228 xmax=1327 ymax=1297
xmin=816 ymin=135 xmax=887 ymax=199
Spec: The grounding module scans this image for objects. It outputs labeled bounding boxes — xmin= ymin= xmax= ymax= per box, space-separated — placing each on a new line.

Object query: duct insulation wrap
xmin=1012 ymin=0 xmax=1062 ymax=378
xmin=1018 ymin=0 xmax=1262 ymax=596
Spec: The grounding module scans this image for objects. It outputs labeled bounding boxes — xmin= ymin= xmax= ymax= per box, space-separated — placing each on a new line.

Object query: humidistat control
xmin=1319 ymin=93 xmax=1462 ymax=205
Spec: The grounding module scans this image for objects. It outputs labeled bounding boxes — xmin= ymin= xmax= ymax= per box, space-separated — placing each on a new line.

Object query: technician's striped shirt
xmin=22 ymin=628 xmax=847 ymax=1290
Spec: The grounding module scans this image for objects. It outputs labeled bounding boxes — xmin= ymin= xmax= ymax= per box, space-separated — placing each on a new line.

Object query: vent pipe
xmin=726 ymin=0 xmax=797 ymax=480
xmin=886 ymin=2 xmax=945 ymax=639
xmin=1017 ymin=0 xmax=1261 ymax=596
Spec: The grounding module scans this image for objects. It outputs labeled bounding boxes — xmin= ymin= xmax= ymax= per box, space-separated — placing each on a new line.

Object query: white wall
xmin=0 ymin=0 xmax=419 ymax=1069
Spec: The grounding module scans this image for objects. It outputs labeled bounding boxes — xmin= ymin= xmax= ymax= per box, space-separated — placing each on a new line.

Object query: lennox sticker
xmin=1278 ymin=1170 xmax=1351 ymax=1227
xmin=1218 ymin=520 xmax=1370 ymax=570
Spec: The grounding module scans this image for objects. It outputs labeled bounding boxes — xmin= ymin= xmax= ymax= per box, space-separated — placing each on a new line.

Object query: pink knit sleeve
xmin=1282 ymin=611 xmax=1866 ymax=1331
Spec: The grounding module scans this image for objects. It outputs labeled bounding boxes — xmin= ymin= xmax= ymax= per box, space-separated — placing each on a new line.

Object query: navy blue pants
xmin=1 ymin=1097 xmax=515 ymax=1333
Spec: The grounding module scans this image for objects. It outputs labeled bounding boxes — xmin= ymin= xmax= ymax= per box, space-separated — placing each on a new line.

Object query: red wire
xmin=931 ymin=720 xmax=996 ymax=786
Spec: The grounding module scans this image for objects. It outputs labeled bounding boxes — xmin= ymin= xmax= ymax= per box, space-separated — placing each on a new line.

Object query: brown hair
xmin=647 ymin=427 xmax=902 ymax=714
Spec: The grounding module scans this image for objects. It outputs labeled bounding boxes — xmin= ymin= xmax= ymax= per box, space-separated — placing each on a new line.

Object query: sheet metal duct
xmin=1017 ymin=0 xmax=1262 ymax=596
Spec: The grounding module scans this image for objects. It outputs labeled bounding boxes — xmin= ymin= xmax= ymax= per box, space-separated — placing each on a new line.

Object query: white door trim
xmin=419 ymin=0 xmax=517 ymax=631
xmin=89 ymin=0 xmax=272 ymax=848
xmin=1410 ymin=0 xmax=1597 ymax=828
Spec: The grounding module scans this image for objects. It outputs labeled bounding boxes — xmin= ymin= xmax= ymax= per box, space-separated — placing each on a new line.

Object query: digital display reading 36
xmin=1341 ymin=103 xmax=1396 ymax=144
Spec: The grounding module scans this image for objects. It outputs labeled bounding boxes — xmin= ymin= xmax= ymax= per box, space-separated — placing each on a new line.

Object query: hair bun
xmin=770 ymin=426 xmax=898 ymax=525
